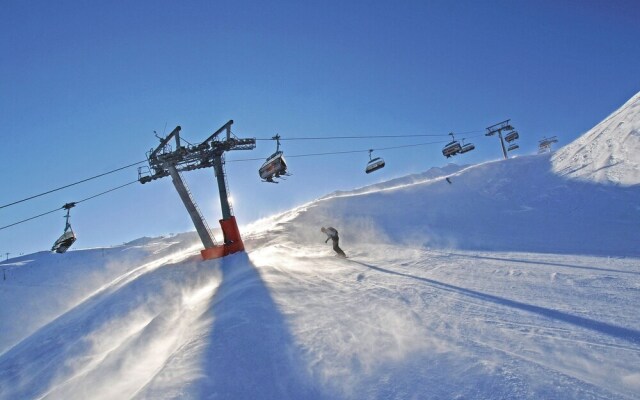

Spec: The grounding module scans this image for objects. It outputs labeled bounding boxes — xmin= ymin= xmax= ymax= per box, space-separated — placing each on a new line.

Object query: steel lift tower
xmin=538 ymin=136 xmax=559 ymax=154
xmin=486 ymin=119 xmax=516 ymax=160
xmin=139 ymin=120 xmax=256 ymax=260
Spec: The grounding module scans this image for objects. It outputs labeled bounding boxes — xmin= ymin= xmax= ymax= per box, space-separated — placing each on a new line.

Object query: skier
xmin=321 ymin=226 xmax=346 ymax=258
xmin=446 ymin=177 xmax=452 ymax=184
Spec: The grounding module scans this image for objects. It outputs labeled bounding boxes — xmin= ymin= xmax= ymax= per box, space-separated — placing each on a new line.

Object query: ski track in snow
xmin=247 ymin=244 xmax=640 ymax=399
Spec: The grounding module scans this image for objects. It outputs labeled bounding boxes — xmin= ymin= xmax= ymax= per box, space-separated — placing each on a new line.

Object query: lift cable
xmin=228 ymin=133 xmax=485 ymax=162
xmin=253 ymin=130 xmax=484 ymax=141
xmin=0 ymin=131 xmax=486 ymax=232
xmin=73 ymin=180 xmax=139 ymax=205
xmin=0 ymin=160 xmax=147 ymax=210
xmin=289 ymin=139 xmax=449 ymax=159
xmin=1 ymin=131 xmax=485 ymax=210
xmin=0 ymin=180 xmax=138 ymax=231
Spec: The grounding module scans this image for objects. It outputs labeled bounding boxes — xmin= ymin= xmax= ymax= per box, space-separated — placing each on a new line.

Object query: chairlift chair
xmin=442 ymin=133 xmax=462 ymax=158
xmin=51 ymin=202 xmax=77 ymax=253
xmin=459 ymin=140 xmax=475 ymax=154
xmin=508 ymin=143 xmax=519 ymax=151
xmin=365 ymin=149 xmax=385 ymax=174
xmin=259 ymin=134 xmax=289 ymax=183
xmin=504 ymin=131 xmax=519 ymax=143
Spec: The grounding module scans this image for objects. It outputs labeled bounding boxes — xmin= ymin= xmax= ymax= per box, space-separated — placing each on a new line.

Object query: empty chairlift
xmin=365 ymin=149 xmax=385 ymax=174
xmin=508 ymin=143 xmax=519 ymax=151
xmin=459 ymin=139 xmax=475 ymax=154
xmin=504 ymin=130 xmax=519 ymax=143
xmin=51 ymin=202 xmax=77 ymax=253
xmin=259 ymin=134 xmax=289 ymax=183
xmin=442 ymin=132 xmax=462 ymax=158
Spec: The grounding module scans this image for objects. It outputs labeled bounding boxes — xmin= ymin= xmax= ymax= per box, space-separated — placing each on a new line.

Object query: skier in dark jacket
xmin=321 ymin=226 xmax=346 ymax=257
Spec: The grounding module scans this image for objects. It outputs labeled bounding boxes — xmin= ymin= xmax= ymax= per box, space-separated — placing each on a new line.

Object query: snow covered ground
xmin=553 ymin=91 xmax=640 ymax=186
xmin=1 ymin=93 xmax=639 ymax=399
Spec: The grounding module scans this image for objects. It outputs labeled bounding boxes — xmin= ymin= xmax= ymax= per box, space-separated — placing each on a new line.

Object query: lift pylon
xmin=486 ymin=119 xmax=517 ymax=160
xmin=538 ymin=136 xmax=558 ymax=154
xmin=139 ymin=120 xmax=256 ymax=260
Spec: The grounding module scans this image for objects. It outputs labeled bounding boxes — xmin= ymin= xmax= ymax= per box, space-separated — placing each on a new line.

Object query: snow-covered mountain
xmin=552 ymin=90 xmax=640 ymax=186
xmin=1 ymin=94 xmax=639 ymax=399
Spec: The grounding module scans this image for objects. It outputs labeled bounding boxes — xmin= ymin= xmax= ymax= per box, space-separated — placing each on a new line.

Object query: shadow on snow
xmin=351 ymin=260 xmax=640 ymax=345
xmin=448 ymin=253 xmax=640 ymax=276
xmin=194 ymin=252 xmax=323 ymax=399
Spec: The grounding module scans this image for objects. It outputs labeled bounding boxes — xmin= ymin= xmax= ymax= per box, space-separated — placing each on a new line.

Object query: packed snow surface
xmin=1 ymin=151 xmax=638 ymax=399
xmin=552 ymin=90 xmax=640 ymax=186
xmin=1 ymin=93 xmax=640 ymax=399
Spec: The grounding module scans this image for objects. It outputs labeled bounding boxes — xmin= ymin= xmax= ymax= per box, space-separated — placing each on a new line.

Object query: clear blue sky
xmin=1 ymin=0 xmax=639 ymax=256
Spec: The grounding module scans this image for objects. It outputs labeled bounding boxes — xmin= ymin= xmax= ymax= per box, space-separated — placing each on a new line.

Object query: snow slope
xmin=552 ymin=90 xmax=640 ymax=186
xmin=1 ymin=226 xmax=638 ymax=399
xmin=1 ymin=101 xmax=640 ymax=399
xmin=275 ymin=153 xmax=639 ymax=257
xmin=322 ymin=163 xmax=466 ymax=198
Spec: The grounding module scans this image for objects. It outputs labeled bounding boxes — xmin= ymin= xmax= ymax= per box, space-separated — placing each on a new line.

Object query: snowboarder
xmin=321 ymin=226 xmax=346 ymax=258
xmin=446 ymin=177 xmax=452 ymax=184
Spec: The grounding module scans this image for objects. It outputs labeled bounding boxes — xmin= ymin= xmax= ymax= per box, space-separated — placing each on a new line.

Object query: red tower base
xmin=200 ymin=216 xmax=245 ymax=260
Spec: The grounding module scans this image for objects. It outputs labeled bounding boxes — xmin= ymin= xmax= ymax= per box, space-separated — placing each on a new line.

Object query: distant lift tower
xmin=139 ymin=120 xmax=256 ymax=260
xmin=538 ymin=136 xmax=558 ymax=154
xmin=486 ymin=119 xmax=517 ymax=160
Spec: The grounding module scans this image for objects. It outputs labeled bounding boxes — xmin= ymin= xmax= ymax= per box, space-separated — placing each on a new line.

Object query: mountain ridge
xmin=552 ymin=90 xmax=640 ymax=186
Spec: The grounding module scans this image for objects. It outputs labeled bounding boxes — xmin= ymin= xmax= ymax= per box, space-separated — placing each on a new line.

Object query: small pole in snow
xmin=4 ymin=253 xmax=8 ymax=261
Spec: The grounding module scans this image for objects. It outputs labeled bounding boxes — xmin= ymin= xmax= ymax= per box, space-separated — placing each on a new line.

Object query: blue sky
xmin=1 ymin=0 xmax=639 ymax=256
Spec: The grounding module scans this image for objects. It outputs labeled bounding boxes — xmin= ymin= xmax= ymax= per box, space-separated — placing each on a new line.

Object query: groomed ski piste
xmin=1 ymin=92 xmax=639 ymax=399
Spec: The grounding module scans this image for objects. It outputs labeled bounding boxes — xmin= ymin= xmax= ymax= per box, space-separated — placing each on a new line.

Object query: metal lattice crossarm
xmin=485 ymin=119 xmax=514 ymax=136
xmin=139 ymin=121 xmax=256 ymax=184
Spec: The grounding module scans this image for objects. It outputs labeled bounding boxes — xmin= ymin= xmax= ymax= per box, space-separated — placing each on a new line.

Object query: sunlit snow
xmin=1 ymin=92 xmax=639 ymax=399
